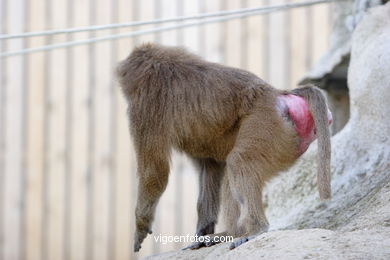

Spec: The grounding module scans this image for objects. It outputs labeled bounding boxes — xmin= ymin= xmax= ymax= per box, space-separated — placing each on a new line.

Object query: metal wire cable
xmin=0 ymin=0 xmax=337 ymax=40
xmin=0 ymin=0 xmax=338 ymax=58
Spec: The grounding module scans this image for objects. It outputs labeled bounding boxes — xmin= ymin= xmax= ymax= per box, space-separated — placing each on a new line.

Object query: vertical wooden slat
xmin=115 ymin=0 xmax=133 ymax=258
xmin=246 ymin=0 xmax=264 ymax=76
xmin=240 ymin=0 xmax=248 ymax=69
xmin=219 ymin=0 xmax=227 ymax=63
xmin=290 ymin=0 xmax=309 ymax=86
xmin=86 ymin=0 xmax=96 ymax=258
xmin=3 ymin=0 xmax=25 ymax=258
xmin=64 ymin=1 xmax=74 ymax=260
xmin=160 ymin=0 xmax=177 ymax=47
xmin=154 ymin=0 xmax=162 ymax=43
xmin=269 ymin=0 xmax=288 ymax=89
xmin=181 ymin=0 xmax=200 ymax=53
xmin=0 ymin=0 xmax=7 ymax=259
xmin=198 ymin=0 xmax=206 ymax=55
xmin=139 ymin=1 xmax=155 ymax=44
xmin=92 ymin=0 xmax=112 ymax=259
xmin=204 ymin=0 xmax=221 ymax=62
xmin=262 ymin=0 xmax=270 ymax=81
xmin=41 ymin=0 xmax=52 ymax=257
xmin=284 ymin=0 xmax=292 ymax=89
xmin=46 ymin=0 xmax=67 ymax=258
xmin=25 ymin=0 xmax=45 ymax=259
xmin=108 ymin=1 xmax=119 ymax=259
xmin=225 ymin=0 xmax=242 ymax=67
xmin=132 ymin=0 xmax=139 ymax=46
xmin=69 ymin=1 xmax=90 ymax=259
xmin=20 ymin=0 xmax=30 ymax=259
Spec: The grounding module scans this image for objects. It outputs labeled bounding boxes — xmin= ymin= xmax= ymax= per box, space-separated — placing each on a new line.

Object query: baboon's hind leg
xmin=221 ymin=174 xmax=241 ymax=235
xmin=224 ymin=116 xmax=272 ymax=249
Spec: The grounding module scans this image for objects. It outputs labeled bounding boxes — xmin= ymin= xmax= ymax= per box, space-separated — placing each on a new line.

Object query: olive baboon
xmin=116 ymin=43 xmax=332 ymax=252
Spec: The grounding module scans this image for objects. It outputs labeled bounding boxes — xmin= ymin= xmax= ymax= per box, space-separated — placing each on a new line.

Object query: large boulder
xmin=299 ymin=0 xmax=383 ymax=134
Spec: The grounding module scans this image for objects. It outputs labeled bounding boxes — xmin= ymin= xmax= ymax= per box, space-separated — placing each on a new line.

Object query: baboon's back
xmin=116 ymin=43 xmax=271 ymax=145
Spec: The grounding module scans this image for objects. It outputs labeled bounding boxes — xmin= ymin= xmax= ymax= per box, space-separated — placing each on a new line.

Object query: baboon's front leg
xmin=184 ymin=175 xmax=241 ymax=250
xmin=134 ymin=154 xmax=170 ymax=252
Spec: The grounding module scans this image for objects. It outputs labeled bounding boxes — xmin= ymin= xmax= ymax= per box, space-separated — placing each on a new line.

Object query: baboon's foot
xmin=229 ymin=234 xmax=257 ymax=250
xmin=183 ymin=233 xmax=226 ymax=250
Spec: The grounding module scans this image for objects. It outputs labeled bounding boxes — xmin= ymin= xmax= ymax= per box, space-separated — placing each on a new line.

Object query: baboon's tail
xmin=292 ymin=85 xmax=332 ymax=200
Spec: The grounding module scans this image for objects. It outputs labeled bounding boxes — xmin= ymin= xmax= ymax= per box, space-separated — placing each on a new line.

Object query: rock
xmin=300 ymin=0 xmax=383 ymax=86
xmin=298 ymin=0 xmax=384 ymax=134
xmin=144 ymin=227 xmax=390 ymax=260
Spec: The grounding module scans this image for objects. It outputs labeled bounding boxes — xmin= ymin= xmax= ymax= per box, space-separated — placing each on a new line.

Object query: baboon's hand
xmin=196 ymin=222 xmax=215 ymax=237
xmin=134 ymin=227 xmax=152 ymax=252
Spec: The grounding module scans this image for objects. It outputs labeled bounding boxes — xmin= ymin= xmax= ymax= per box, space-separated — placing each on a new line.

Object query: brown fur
xmin=116 ymin=43 xmax=331 ymax=252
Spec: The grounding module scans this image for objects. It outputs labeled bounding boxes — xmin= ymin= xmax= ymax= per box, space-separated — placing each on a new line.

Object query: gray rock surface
xmin=300 ymin=0 xmax=383 ymax=85
xmin=143 ymin=3 xmax=390 ymax=259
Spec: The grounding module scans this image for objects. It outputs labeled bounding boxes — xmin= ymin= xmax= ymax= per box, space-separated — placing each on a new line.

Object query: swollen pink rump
xmin=277 ymin=94 xmax=316 ymax=155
